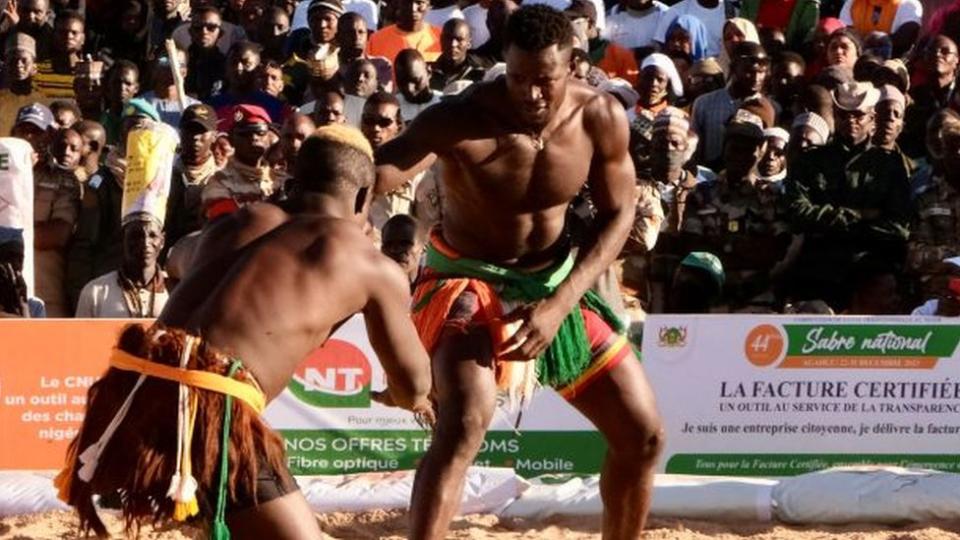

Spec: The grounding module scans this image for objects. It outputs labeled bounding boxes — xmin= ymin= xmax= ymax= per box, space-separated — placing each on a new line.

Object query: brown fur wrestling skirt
xmin=56 ymin=323 xmax=294 ymax=536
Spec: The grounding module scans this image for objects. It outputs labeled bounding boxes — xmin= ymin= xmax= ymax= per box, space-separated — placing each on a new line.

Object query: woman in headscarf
xmin=804 ymin=17 xmax=846 ymax=79
xmin=635 ymin=52 xmax=684 ymax=116
xmin=664 ymin=14 xmax=711 ymax=63
xmin=719 ymin=18 xmax=760 ymax=76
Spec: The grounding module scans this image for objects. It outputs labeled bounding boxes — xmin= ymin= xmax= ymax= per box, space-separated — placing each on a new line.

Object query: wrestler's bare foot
xmin=568 ymin=356 xmax=663 ymax=539
xmin=227 ymin=491 xmax=324 ymax=540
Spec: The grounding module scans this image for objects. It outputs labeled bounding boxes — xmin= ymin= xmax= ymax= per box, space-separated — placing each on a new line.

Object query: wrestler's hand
xmin=500 ymin=296 xmax=568 ymax=361
xmin=372 ymin=390 xmax=436 ymax=428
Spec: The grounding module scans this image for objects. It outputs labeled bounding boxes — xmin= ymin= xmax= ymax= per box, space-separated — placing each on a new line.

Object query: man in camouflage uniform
xmin=908 ymin=109 xmax=960 ymax=295
xmin=682 ymin=109 xmax=792 ymax=312
xmin=786 ymin=82 xmax=911 ymax=309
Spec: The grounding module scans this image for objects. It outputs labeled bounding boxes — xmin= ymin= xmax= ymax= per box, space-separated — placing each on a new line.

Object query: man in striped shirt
xmin=34 ymin=10 xmax=85 ymax=100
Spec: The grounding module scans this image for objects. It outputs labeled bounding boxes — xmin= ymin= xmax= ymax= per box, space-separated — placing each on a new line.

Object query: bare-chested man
xmin=376 ymin=5 xmax=662 ymax=540
xmin=57 ymin=125 xmax=433 ymax=540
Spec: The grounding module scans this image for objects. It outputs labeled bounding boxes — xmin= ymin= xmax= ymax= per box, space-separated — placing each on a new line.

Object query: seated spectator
xmin=787 ymin=111 xmax=830 ymax=162
xmin=839 ymin=0 xmax=921 ymax=56
xmin=758 ymin=127 xmax=789 ymax=184
xmin=0 ymin=34 xmax=50 ymax=137
xmin=380 ymin=213 xmax=425 ymax=283
xmin=259 ymin=7 xmax=292 ymax=63
xmin=844 ymin=253 xmax=902 ymax=315
xmin=336 ymin=12 xmax=393 ymax=91
xmin=33 ymin=10 xmax=85 ymax=100
xmin=142 ymin=49 xmax=202 ymax=129
xmin=209 ymin=41 xmax=290 ymax=123
xmin=183 ymin=7 xmax=228 ymax=100
xmin=343 ymin=58 xmax=382 ymax=99
xmin=99 ymin=61 xmax=140 ymax=146
xmin=34 ymin=126 xmax=83 ymax=317
xmin=862 ymin=31 xmax=893 ymax=59
xmin=785 ymin=82 xmax=911 ymax=308
xmin=165 ymin=104 xmax=220 ymax=248
xmin=685 ymin=57 xmax=724 ymax=104
xmin=740 ymin=0 xmax=819 ymax=50
xmin=872 ymin=85 xmax=908 ymax=166
xmin=202 ymin=105 xmax=279 ymax=220
xmin=256 ymin=60 xmax=287 ymax=99
xmin=718 ymin=18 xmax=759 ymax=76
xmin=50 ymin=100 xmax=80 ymax=129
xmin=665 ymin=251 xmax=724 ymax=313
xmin=771 ymin=52 xmax=806 ymax=125
xmin=911 ymin=258 xmax=960 ymax=317
xmin=908 ymin=109 xmax=960 ymax=295
xmin=75 ymin=120 xmax=106 ymax=181
xmin=75 ymin=207 xmax=170 ymax=318
xmin=635 ymin=52 xmax=683 ymax=117
xmin=368 ymin=0 xmax=442 ymax=63
xmin=565 ymin=0 xmax=638 ymax=85
xmin=305 ymin=88 xmax=349 ymax=126
xmin=804 ymin=17 xmax=846 ymax=79
xmin=663 ymin=14 xmax=711 ymax=62
xmin=473 ymin=0 xmax=519 ymax=65
xmin=3 ymin=0 xmax=54 ymax=59
xmin=72 ymin=58 xmax=105 ymax=121
xmin=654 ymin=0 xmax=726 ymax=58
xmin=430 ymin=19 xmax=488 ymax=90
xmin=825 ymin=28 xmax=860 ymax=71
xmin=395 ymin=49 xmax=442 ymax=122
xmin=683 ymin=109 xmax=791 ymax=311
xmin=172 ymin=5 xmax=248 ymax=56
xmin=692 ymin=41 xmax=771 ymax=170
xmin=903 ymin=35 xmax=959 ymax=159
xmin=603 ymin=0 xmax=666 ymax=55
xmin=276 ymin=113 xmax=316 ymax=181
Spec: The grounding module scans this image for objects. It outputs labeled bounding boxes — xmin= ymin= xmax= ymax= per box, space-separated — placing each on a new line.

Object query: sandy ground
xmin=2 ymin=511 xmax=960 ymax=539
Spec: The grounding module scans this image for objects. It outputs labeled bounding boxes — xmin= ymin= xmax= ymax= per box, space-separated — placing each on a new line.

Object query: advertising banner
xmin=643 ymin=315 xmax=960 ymax=477
xmin=0 ymin=318 xmax=603 ymax=476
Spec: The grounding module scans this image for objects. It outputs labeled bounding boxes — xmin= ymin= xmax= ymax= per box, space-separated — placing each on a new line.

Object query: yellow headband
xmin=310 ymin=124 xmax=374 ymax=161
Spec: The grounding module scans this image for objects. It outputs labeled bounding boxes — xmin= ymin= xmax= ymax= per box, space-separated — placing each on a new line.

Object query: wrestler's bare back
xmin=380 ymin=79 xmax=608 ymax=264
xmin=160 ymin=203 xmax=424 ymax=402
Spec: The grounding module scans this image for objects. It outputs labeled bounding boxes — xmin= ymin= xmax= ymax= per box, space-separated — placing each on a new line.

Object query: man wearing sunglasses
xmin=184 ymin=6 xmax=227 ymax=100
xmin=201 ymin=104 xmax=281 ymax=221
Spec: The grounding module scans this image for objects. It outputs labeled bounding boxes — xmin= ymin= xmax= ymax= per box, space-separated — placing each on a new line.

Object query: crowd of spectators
xmin=1 ymin=0 xmax=960 ymax=320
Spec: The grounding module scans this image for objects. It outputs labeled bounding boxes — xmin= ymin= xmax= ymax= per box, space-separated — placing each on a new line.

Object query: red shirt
xmin=756 ymin=0 xmax=799 ymax=31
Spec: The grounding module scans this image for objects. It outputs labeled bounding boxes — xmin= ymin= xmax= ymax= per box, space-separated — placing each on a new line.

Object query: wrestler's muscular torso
xmin=381 ymin=79 xmax=605 ymax=264
xmin=160 ymin=204 xmax=430 ymax=404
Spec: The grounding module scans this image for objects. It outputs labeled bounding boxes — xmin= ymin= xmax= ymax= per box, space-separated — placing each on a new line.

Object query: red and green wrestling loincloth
xmin=412 ymin=230 xmax=633 ymax=405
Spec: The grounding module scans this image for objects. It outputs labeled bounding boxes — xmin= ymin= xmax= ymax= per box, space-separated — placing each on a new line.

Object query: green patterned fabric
xmin=423 ymin=243 xmax=626 ymax=388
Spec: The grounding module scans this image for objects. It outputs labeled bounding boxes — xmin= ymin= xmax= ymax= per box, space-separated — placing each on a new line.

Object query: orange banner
xmin=0 ymin=320 xmax=133 ymax=470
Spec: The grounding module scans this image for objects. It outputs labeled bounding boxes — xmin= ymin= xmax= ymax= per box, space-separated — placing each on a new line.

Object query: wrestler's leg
xmin=409 ymin=325 xmax=498 ymax=540
xmin=227 ymin=491 xmax=323 ymax=540
xmin=567 ymin=355 xmax=663 ymax=540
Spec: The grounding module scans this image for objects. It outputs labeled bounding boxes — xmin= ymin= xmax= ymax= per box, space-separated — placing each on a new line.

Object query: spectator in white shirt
xmin=604 ymin=0 xmax=667 ymax=54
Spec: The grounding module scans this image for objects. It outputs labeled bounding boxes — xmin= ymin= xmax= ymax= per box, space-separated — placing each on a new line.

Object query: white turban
xmin=640 ymin=53 xmax=684 ymax=98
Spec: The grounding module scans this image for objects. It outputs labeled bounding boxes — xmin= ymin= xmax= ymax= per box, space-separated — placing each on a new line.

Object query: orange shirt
xmin=367 ymin=24 xmax=442 ymax=64
xmin=597 ymin=42 xmax=640 ymax=87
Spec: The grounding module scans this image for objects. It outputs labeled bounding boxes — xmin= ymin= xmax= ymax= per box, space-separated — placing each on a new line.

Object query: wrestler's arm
xmin=503 ymin=93 xmax=636 ymax=359
xmin=361 ymin=253 xmax=433 ymax=413
xmin=374 ymin=103 xmax=448 ymax=195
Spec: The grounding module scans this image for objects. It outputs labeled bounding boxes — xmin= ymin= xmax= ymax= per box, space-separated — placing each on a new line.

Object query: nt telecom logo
xmin=288 ymin=340 xmax=372 ymax=408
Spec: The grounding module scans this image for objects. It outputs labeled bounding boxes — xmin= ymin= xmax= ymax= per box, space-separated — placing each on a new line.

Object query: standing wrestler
xmin=376 ymin=5 xmax=662 ymax=540
xmin=57 ymin=125 xmax=433 ymax=540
